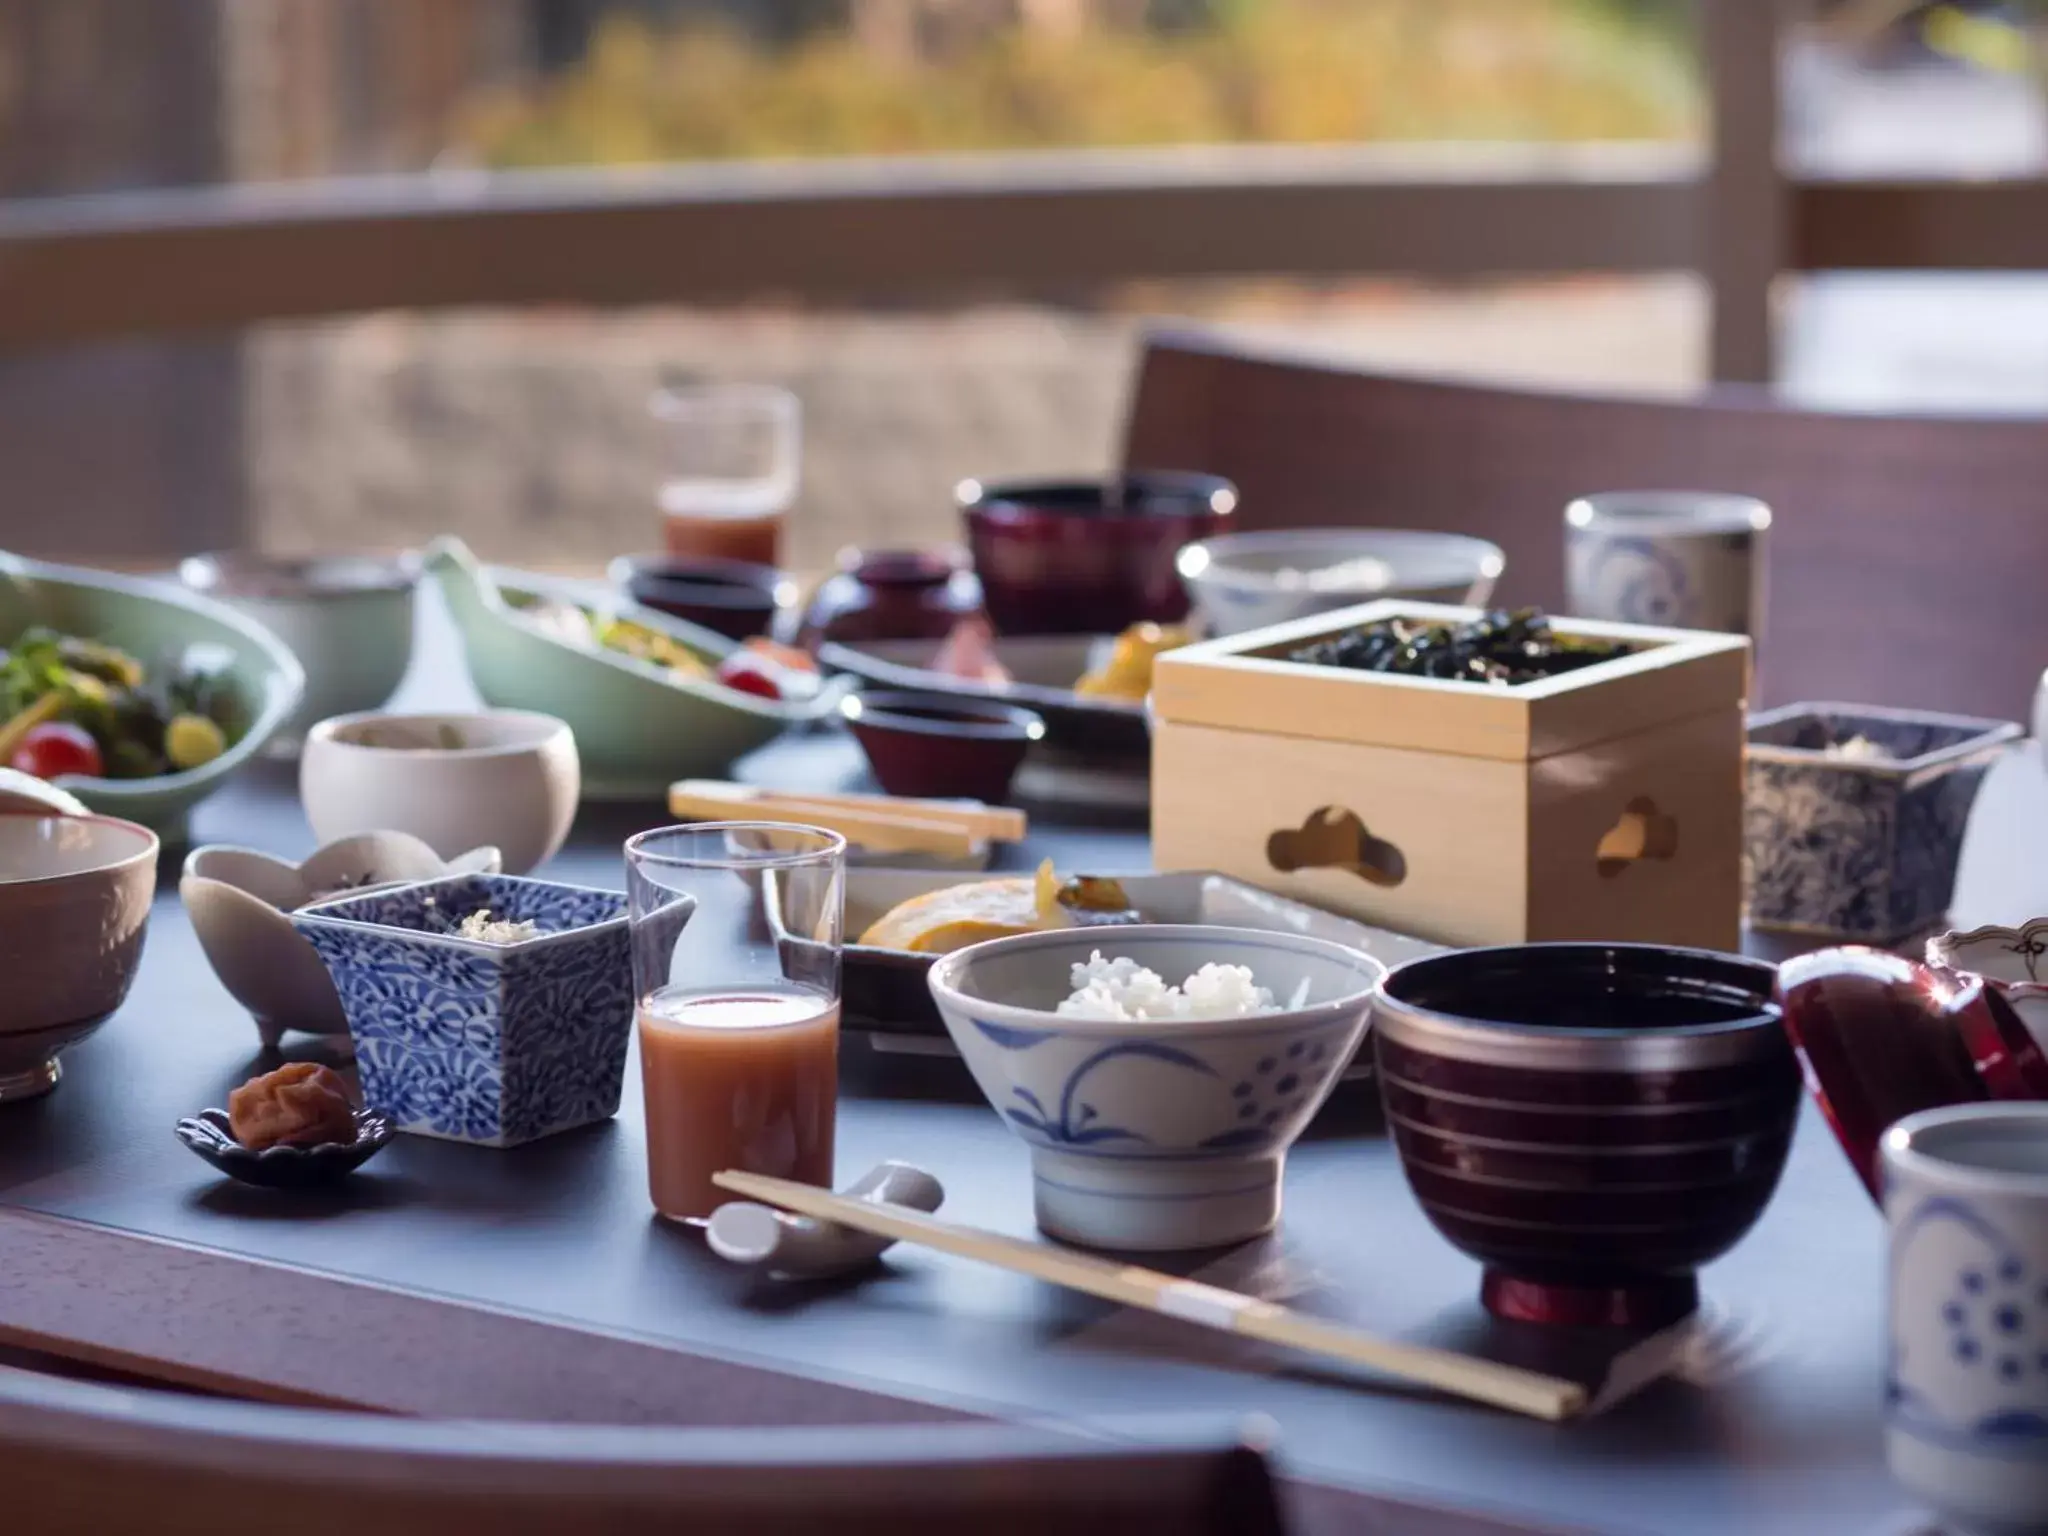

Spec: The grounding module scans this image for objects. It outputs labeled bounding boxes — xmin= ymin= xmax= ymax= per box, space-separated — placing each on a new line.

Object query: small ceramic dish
xmin=1745 ymin=702 xmax=2022 ymax=942
xmin=1776 ymin=947 xmax=2048 ymax=1202
xmin=607 ymin=552 xmax=798 ymax=641
xmin=300 ymin=710 xmax=578 ymax=876
xmin=928 ymin=924 xmax=1382 ymax=1252
xmin=292 ymin=873 xmax=633 ymax=1147
xmin=179 ymin=551 xmax=418 ymax=749
xmin=1929 ymin=918 xmax=2048 ymax=1057
xmin=0 ymin=551 xmax=303 ymax=840
xmin=819 ymin=634 xmax=1149 ymax=764
xmin=1375 ymin=943 xmax=1799 ymax=1329
xmin=841 ymin=690 xmax=1045 ymax=804
xmin=426 ymin=536 xmax=847 ymax=798
xmin=182 ymin=833 xmax=503 ymax=1050
xmin=175 ymin=1107 xmax=394 ymax=1189
xmin=0 ymin=807 xmax=158 ymax=1103
xmin=1176 ymin=529 xmax=1504 ymax=638
xmin=959 ymin=472 xmax=1235 ymax=635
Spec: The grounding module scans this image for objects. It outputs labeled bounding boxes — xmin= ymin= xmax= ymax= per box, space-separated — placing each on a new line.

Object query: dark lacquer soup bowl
xmin=1373 ymin=944 xmax=1801 ymax=1329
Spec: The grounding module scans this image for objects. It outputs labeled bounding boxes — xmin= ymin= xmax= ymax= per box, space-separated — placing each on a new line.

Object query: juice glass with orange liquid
xmin=624 ymin=823 xmax=845 ymax=1222
xmin=649 ymin=382 xmax=800 ymax=569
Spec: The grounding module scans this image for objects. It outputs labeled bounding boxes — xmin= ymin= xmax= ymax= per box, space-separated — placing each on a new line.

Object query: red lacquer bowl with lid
xmin=1774 ymin=947 xmax=2048 ymax=1201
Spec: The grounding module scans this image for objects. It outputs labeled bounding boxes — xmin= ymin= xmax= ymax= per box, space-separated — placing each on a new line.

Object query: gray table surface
xmin=11 ymin=599 xmax=2042 ymax=1536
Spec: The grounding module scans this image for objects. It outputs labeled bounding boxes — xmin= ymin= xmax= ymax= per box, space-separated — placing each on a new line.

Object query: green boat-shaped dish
xmin=425 ymin=537 xmax=845 ymax=800
xmin=0 ymin=552 xmax=304 ymax=841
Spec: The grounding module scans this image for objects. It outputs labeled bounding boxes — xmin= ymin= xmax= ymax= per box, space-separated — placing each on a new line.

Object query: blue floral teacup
xmin=293 ymin=873 xmax=633 ymax=1147
xmin=927 ymin=925 xmax=1381 ymax=1251
xmin=1883 ymin=1104 xmax=2048 ymax=1535
xmin=1564 ymin=490 xmax=1770 ymax=638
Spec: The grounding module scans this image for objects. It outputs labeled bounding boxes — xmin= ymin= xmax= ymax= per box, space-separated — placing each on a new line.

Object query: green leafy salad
xmin=0 ymin=627 xmax=247 ymax=781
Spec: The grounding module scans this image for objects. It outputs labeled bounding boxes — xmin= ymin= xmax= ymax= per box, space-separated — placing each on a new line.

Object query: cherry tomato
xmin=9 ymin=721 xmax=104 ymax=781
xmin=715 ymin=654 xmax=784 ymax=701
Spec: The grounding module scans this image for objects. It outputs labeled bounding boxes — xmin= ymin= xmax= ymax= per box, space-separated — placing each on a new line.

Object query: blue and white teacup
xmin=1883 ymin=1104 xmax=2048 ymax=1535
xmin=1564 ymin=491 xmax=1770 ymax=638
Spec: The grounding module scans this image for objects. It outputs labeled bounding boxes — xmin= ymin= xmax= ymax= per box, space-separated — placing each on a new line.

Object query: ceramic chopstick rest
xmin=703 ymin=1161 xmax=944 ymax=1280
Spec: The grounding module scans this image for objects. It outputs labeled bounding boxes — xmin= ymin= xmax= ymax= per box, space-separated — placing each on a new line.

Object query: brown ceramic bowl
xmin=841 ymin=691 xmax=1046 ymax=805
xmin=1372 ymin=943 xmax=1799 ymax=1328
xmin=0 ymin=809 xmax=158 ymax=1103
xmin=608 ymin=553 xmax=798 ymax=642
xmin=960 ymin=471 xmax=1236 ymax=636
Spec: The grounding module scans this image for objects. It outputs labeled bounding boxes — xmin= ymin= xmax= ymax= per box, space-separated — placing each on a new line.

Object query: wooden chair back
xmin=1122 ymin=327 xmax=2048 ymax=721
xmin=0 ymin=1364 xmax=1287 ymax=1536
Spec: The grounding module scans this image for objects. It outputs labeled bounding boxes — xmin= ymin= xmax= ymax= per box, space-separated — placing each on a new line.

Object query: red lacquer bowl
xmin=960 ymin=472 xmax=1236 ymax=637
xmin=1774 ymin=947 xmax=2048 ymax=1201
xmin=1373 ymin=944 xmax=1799 ymax=1330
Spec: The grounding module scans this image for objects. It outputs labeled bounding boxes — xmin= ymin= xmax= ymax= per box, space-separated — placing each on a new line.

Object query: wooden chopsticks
xmin=712 ymin=1170 xmax=1588 ymax=1423
xmin=668 ymin=780 xmax=1026 ymax=857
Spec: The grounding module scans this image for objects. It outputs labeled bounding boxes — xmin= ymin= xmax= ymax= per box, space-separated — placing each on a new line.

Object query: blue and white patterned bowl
xmin=927 ymin=924 xmax=1381 ymax=1252
xmin=291 ymin=873 xmax=633 ymax=1147
xmin=1746 ymin=703 xmax=2022 ymax=944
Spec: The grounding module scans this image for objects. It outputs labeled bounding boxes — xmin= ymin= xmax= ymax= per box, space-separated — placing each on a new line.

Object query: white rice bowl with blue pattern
xmin=928 ymin=924 xmax=1381 ymax=1252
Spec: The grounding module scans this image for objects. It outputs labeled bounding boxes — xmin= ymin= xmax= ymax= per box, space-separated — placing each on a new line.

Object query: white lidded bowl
xmin=1176 ymin=529 xmax=1504 ymax=638
xmin=927 ymin=924 xmax=1382 ymax=1252
xmin=300 ymin=710 xmax=578 ymax=876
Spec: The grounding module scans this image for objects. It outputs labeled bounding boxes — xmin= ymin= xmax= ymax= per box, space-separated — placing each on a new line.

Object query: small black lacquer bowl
xmin=175 ymin=1108 xmax=394 ymax=1189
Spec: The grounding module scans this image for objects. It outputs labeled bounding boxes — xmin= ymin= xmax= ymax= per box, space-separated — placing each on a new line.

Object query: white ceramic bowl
xmin=300 ymin=711 xmax=578 ymax=876
xmin=1929 ymin=918 xmax=2048 ymax=1058
xmin=927 ymin=924 xmax=1382 ymax=1251
xmin=1176 ymin=529 xmax=1504 ymax=638
xmin=182 ymin=833 xmax=503 ymax=1051
xmin=179 ymin=552 xmax=418 ymax=748
xmin=0 ymin=809 xmax=158 ymax=1102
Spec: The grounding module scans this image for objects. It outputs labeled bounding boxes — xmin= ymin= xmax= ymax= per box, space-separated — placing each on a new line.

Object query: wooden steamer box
xmin=1150 ymin=602 xmax=1751 ymax=950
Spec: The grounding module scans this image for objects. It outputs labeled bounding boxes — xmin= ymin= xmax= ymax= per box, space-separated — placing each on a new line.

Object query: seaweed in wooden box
xmin=1149 ymin=602 xmax=1750 ymax=950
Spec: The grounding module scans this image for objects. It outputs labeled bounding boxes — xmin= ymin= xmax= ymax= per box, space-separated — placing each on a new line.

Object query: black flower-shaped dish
xmin=174 ymin=1108 xmax=394 ymax=1189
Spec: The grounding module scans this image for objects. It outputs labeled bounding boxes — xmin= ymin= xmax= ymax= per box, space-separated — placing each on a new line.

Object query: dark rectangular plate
xmin=834 ymin=868 xmax=1441 ymax=1043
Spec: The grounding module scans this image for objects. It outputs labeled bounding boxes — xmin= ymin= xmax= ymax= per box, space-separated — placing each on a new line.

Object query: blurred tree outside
xmin=456 ymin=0 xmax=1697 ymax=168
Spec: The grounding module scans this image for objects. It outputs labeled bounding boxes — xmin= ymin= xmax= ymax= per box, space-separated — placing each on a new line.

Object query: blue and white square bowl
xmin=291 ymin=873 xmax=633 ymax=1147
xmin=1746 ymin=703 xmax=2021 ymax=944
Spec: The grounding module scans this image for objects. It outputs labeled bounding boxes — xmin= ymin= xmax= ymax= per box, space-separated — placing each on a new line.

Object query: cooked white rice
xmin=1057 ymin=951 xmax=1280 ymax=1022
xmin=456 ymin=908 xmax=541 ymax=945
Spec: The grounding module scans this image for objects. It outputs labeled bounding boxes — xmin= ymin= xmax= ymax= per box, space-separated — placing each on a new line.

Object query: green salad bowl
xmin=0 ymin=553 xmax=304 ymax=843
xmin=425 ymin=537 xmax=846 ymax=800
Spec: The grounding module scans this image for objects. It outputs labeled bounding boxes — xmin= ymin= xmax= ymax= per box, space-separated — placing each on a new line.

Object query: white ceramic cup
xmin=1564 ymin=491 xmax=1770 ymax=637
xmin=1882 ymin=1103 xmax=2048 ymax=1536
xmin=300 ymin=710 xmax=579 ymax=876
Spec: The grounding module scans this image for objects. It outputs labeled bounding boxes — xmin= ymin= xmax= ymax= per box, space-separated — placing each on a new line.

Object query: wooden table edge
xmin=0 ymin=1205 xmax=1592 ymax=1536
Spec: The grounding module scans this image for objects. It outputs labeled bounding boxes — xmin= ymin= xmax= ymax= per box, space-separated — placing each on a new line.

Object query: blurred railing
xmin=0 ymin=3 xmax=2033 ymax=384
